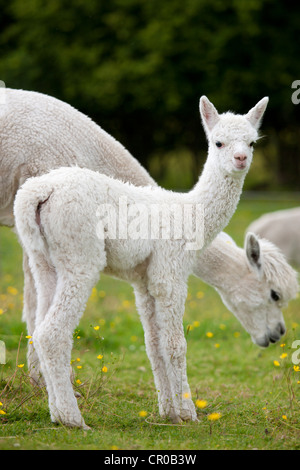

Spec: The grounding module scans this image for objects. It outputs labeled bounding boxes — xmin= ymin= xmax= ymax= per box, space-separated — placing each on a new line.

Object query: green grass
xmin=0 ymin=195 xmax=300 ymax=450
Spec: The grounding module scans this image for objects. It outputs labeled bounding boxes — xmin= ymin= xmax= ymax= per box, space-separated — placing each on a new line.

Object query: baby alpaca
xmin=14 ymin=96 xmax=268 ymax=429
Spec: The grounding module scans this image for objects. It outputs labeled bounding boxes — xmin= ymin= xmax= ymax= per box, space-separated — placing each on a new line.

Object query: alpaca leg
xmin=24 ymin=247 xmax=59 ymax=411
xmin=22 ymin=251 xmax=43 ymax=385
xmin=23 ymin=240 xmax=82 ymax=424
xmin=150 ymin=281 xmax=197 ymax=423
xmin=33 ymin=270 xmax=99 ymax=429
xmin=134 ymin=285 xmax=174 ymax=418
xmin=156 ymin=297 xmax=197 ymax=422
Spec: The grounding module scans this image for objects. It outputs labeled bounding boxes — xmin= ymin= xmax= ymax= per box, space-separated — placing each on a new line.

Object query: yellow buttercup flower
xmin=90 ymin=287 xmax=98 ymax=300
xmin=195 ymin=399 xmax=207 ymax=409
xmin=280 ymin=353 xmax=287 ymax=359
xmin=97 ymin=354 xmax=103 ymax=360
xmin=139 ymin=410 xmax=148 ymax=418
xmin=0 ymin=410 xmax=6 ymax=415
xmin=17 ymin=364 xmax=24 ymax=368
xmin=102 ymin=366 xmax=108 ymax=373
xmin=7 ymin=286 xmax=18 ymax=296
xmin=207 ymin=412 xmax=222 ymax=421
xmin=94 ymin=325 xmax=100 ymax=331
xmin=206 ymin=332 xmax=213 ymax=338
xmin=273 ymin=360 xmax=280 ymax=367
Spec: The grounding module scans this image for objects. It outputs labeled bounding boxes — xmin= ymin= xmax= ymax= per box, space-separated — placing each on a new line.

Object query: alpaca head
xmin=216 ymin=233 xmax=299 ymax=348
xmin=199 ymin=96 xmax=269 ymax=176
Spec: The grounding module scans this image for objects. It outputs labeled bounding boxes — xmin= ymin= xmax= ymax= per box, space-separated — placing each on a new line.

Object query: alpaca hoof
xmin=184 ymin=415 xmax=199 ymax=423
xmin=180 ymin=410 xmax=198 ymax=422
xmin=82 ymin=423 xmax=92 ymax=431
xmin=50 ymin=404 xmax=89 ymax=430
xmin=68 ymin=420 xmax=91 ymax=431
xmin=170 ymin=414 xmax=183 ymax=424
xmin=51 ymin=416 xmax=91 ymax=430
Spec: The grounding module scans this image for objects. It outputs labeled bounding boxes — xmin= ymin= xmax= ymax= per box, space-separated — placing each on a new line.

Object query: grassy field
xmin=0 ymin=194 xmax=300 ymax=450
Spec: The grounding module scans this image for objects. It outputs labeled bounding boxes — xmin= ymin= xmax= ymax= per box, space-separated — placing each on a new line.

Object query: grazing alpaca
xmin=14 ymin=97 xmax=269 ymax=428
xmin=247 ymin=207 xmax=300 ymax=267
xmin=196 ymin=232 xmax=298 ymax=347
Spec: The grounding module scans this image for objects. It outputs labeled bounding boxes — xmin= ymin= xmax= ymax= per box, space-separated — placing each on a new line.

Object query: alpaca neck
xmin=192 ymin=235 xmax=248 ymax=293
xmin=187 ymin=156 xmax=246 ymax=250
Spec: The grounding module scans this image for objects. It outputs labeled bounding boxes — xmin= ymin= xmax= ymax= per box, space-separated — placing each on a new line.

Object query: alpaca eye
xmin=271 ymin=290 xmax=280 ymax=302
xmin=249 ymin=142 xmax=254 ymax=147
xmin=216 ymin=141 xmax=223 ymax=148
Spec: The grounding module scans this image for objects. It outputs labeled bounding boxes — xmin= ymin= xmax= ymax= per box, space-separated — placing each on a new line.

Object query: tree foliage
xmin=0 ymin=0 xmax=299 ymax=188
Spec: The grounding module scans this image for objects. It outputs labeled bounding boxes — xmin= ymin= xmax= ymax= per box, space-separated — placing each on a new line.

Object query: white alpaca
xmin=197 ymin=231 xmax=298 ymax=347
xmin=14 ymin=97 xmax=270 ymax=428
xmin=0 ymin=88 xmax=155 ymax=381
xmin=247 ymin=207 xmax=300 ymax=267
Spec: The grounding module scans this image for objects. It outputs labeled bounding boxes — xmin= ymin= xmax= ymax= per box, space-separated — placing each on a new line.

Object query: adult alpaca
xmin=0 ymin=88 xmax=155 ymax=382
xmin=15 ymin=96 xmax=269 ymax=428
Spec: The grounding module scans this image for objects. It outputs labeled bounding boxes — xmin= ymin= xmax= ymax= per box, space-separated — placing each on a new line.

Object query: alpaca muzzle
xmin=233 ymin=153 xmax=248 ymax=170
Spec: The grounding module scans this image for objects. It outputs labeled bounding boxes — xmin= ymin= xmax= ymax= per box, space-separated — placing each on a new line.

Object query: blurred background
xmin=0 ymin=0 xmax=299 ymax=191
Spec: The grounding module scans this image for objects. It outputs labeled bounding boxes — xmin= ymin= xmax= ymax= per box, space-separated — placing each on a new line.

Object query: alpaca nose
xmin=234 ymin=153 xmax=247 ymax=162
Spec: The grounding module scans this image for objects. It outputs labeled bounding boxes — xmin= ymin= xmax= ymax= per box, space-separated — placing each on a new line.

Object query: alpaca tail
xmin=14 ymin=176 xmax=54 ymax=258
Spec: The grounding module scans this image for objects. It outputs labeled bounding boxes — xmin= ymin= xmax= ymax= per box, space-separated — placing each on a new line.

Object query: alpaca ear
xmin=199 ymin=96 xmax=220 ymax=135
xmin=245 ymin=232 xmax=263 ymax=277
xmin=245 ymin=97 xmax=269 ymax=130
